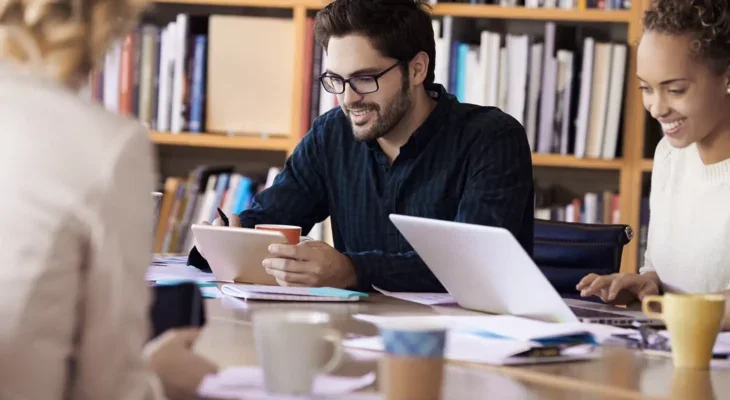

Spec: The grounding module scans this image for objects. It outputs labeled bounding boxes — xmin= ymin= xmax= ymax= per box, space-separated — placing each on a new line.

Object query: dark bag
xmin=533 ymin=219 xmax=634 ymax=299
xmin=149 ymin=282 xmax=206 ymax=340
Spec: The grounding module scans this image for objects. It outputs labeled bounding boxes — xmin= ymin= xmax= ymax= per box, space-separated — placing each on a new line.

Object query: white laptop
xmin=388 ymin=214 xmax=660 ymax=327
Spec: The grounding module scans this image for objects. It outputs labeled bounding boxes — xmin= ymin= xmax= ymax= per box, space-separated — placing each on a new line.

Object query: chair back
xmin=533 ymin=219 xmax=634 ymax=300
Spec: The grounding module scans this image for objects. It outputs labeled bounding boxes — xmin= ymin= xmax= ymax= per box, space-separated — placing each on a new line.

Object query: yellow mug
xmin=642 ymin=293 xmax=725 ymax=369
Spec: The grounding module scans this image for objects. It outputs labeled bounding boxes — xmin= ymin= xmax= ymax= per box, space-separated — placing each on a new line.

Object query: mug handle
xmin=320 ymin=329 xmax=344 ymax=374
xmin=642 ymin=295 xmax=665 ymax=320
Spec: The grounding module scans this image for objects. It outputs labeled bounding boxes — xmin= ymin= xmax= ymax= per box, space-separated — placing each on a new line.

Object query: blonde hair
xmin=0 ymin=0 xmax=148 ymax=88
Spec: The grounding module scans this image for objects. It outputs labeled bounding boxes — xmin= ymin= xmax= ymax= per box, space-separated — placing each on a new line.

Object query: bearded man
xmin=187 ymin=0 xmax=535 ymax=293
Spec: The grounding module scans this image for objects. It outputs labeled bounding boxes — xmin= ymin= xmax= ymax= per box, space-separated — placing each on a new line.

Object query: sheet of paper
xmin=353 ymin=314 xmax=633 ymax=343
xmin=372 ymin=285 xmax=457 ymax=306
xmin=150 ymin=255 xmax=189 ymax=266
xmin=145 ymin=264 xmax=217 ymax=282
xmin=197 ymin=366 xmax=376 ymax=399
xmin=344 ymin=331 xmax=534 ymax=365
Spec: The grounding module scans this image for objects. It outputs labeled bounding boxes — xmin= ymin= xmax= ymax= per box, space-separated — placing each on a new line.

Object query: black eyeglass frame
xmin=318 ymin=60 xmax=404 ymax=95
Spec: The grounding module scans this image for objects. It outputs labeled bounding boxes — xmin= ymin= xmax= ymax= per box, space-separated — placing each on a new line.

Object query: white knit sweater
xmin=640 ymin=137 xmax=730 ymax=294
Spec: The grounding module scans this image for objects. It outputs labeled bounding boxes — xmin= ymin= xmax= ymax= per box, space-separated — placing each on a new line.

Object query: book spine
xmin=189 ymin=35 xmax=207 ymax=133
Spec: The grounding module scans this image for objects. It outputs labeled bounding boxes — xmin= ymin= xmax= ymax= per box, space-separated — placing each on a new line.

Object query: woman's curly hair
xmin=0 ymin=0 xmax=147 ymax=88
xmin=643 ymin=0 xmax=730 ymax=75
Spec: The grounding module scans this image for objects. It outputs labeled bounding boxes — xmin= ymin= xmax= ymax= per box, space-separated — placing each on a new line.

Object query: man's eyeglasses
xmin=319 ymin=61 xmax=403 ymax=95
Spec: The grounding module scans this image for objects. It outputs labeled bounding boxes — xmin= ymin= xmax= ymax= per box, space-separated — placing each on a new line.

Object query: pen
xmin=217 ymin=208 xmax=229 ymax=226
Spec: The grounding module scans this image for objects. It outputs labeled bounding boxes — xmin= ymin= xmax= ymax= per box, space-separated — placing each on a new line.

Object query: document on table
xmin=372 ymin=285 xmax=457 ymax=306
xmin=197 ymin=366 xmax=376 ymax=399
xmin=145 ymin=264 xmax=217 ymax=282
xmin=353 ymin=314 xmax=633 ymax=344
xmin=622 ymin=331 xmax=730 ymax=356
xmin=344 ymin=332 xmax=597 ymax=366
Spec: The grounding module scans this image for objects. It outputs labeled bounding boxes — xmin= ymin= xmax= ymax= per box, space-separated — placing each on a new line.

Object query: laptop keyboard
xmin=570 ymin=306 xmax=633 ymax=319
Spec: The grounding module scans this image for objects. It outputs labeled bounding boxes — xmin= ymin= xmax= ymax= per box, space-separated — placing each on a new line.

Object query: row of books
xmin=535 ymin=187 xmax=621 ymax=224
xmin=432 ymin=0 xmax=629 ymax=9
xmin=154 ymin=166 xmax=334 ymax=255
xmin=154 ymin=165 xmax=277 ymax=254
xmin=86 ymin=13 xmax=298 ymax=137
xmin=433 ymin=18 xmax=627 ymax=159
xmin=86 ymin=15 xmax=202 ymax=134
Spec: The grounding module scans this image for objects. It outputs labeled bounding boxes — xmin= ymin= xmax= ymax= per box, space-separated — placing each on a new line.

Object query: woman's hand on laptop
xmin=262 ymin=241 xmax=357 ymax=288
xmin=576 ymin=272 xmax=660 ymax=305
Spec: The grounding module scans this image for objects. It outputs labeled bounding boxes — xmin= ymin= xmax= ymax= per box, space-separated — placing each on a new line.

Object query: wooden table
xmin=193 ymin=294 xmax=730 ymax=399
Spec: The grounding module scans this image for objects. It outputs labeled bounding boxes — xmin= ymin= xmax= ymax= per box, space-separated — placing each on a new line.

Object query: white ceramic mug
xmin=252 ymin=310 xmax=344 ymax=395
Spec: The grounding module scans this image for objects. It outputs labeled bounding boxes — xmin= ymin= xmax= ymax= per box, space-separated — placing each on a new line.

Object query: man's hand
xmin=263 ymin=241 xmax=357 ymax=288
xmin=576 ymin=272 xmax=660 ymax=305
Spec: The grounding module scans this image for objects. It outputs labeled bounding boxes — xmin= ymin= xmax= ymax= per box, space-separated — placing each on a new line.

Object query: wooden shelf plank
xmin=151 ymin=131 xmax=292 ymax=152
xmin=532 ymin=153 xmax=623 ymax=169
xmin=431 ymin=4 xmax=632 ymax=22
xmin=153 ymin=0 xmax=631 ymax=22
xmin=153 ymin=0 xmax=323 ymax=7
xmin=640 ymin=158 xmax=653 ymax=172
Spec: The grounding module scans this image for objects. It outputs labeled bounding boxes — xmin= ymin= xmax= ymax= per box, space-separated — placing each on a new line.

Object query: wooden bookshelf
xmin=155 ymin=0 xmax=632 ymax=22
xmin=141 ymin=0 xmax=651 ymax=273
xmin=151 ymin=131 xmax=293 ymax=152
xmin=431 ymin=4 xmax=633 ymax=22
xmin=532 ymin=154 xmax=623 ymax=170
xmin=153 ymin=0 xmax=326 ymax=7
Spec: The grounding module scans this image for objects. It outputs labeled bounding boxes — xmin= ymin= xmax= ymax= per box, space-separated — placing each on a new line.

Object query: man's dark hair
xmin=314 ymin=0 xmax=436 ymax=86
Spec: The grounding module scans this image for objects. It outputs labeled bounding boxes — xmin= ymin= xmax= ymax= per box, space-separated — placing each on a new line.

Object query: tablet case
xmin=149 ymin=282 xmax=206 ymax=339
xmin=190 ymin=225 xmax=287 ymax=285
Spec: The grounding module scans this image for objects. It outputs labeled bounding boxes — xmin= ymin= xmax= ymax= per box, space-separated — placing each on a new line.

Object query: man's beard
xmin=346 ymin=77 xmax=411 ymax=142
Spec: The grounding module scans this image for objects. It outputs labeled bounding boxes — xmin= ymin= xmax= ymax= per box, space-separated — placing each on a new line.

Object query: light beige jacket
xmin=0 ymin=62 xmax=166 ymax=399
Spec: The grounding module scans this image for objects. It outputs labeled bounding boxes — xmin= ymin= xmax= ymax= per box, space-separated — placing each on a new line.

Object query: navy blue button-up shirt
xmin=188 ymin=84 xmax=534 ymax=292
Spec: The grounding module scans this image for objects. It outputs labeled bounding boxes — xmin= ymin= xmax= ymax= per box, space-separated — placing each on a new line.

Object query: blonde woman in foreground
xmin=577 ymin=0 xmax=730 ymax=328
xmin=0 ymin=0 xmax=217 ymax=398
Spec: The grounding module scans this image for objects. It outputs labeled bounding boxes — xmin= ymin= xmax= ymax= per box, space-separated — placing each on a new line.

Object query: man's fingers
xmin=229 ymin=214 xmax=242 ymax=227
xmin=576 ymin=273 xmax=598 ymax=290
xmin=262 ymin=257 xmax=313 ymax=273
xmin=268 ymin=242 xmax=318 ymax=261
xmin=275 ymin=277 xmax=309 ymax=287
xmin=266 ymin=267 xmax=315 ymax=286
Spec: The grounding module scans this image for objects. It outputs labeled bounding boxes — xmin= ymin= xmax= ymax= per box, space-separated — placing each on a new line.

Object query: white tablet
xmin=190 ymin=224 xmax=288 ymax=285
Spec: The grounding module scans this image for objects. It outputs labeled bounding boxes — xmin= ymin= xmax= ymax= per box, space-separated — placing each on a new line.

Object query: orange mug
xmin=255 ymin=224 xmax=302 ymax=245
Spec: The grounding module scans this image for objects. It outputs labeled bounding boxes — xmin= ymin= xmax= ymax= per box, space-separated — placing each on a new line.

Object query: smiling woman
xmin=637 ymin=0 xmax=730 ymax=159
xmin=576 ymin=0 xmax=730 ymax=329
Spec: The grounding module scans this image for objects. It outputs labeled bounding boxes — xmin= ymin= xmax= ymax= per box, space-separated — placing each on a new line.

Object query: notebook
xmin=220 ymin=284 xmax=368 ymax=302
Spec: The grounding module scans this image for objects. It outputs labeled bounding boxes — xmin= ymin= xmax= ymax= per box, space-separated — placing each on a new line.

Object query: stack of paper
xmin=146 ymin=264 xmax=216 ymax=283
xmin=617 ymin=331 xmax=730 ymax=356
xmin=354 ymin=314 xmax=632 ymax=345
xmin=372 ymin=286 xmax=456 ymax=306
xmin=344 ymin=314 xmax=634 ymax=365
xmin=221 ymin=284 xmax=368 ymax=302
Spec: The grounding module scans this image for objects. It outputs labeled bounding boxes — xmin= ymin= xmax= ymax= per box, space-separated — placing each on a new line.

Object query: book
xmin=221 ymin=284 xmax=368 ymax=302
